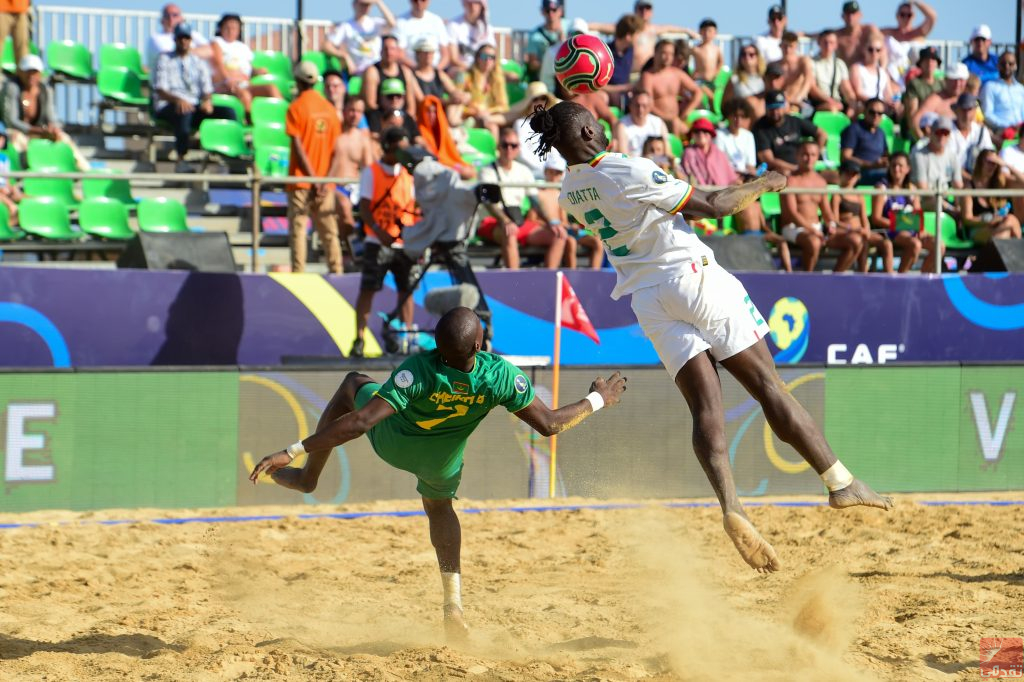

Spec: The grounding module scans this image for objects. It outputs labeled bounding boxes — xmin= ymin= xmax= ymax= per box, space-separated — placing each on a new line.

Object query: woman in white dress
xmin=210 ymin=14 xmax=283 ymax=116
xmin=850 ymin=33 xmax=900 ymax=116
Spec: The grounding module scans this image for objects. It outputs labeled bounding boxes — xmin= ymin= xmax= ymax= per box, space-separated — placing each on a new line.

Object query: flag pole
xmin=549 ymin=271 xmax=564 ymax=498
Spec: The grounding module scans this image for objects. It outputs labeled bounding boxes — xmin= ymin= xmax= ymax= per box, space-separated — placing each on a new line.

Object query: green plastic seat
xmin=712 ymin=65 xmax=732 ymax=90
xmin=254 ymin=145 xmax=291 ymax=177
xmin=82 ymin=170 xmax=137 ymax=207
xmin=250 ymin=72 xmax=294 ymax=99
xmin=19 ymin=197 xmax=78 ymax=240
xmin=761 ymin=192 xmax=781 ymax=217
xmin=23 ymin=177 xmax=79 ymax=209
xmin=347 ymin=75 xmax=362 ymax=97
xmin=199 ymin=118 xmax=250 ymax=158
xmin=251 ymin=97 xmax=289 ymax=128
xmin=1 ymin=38 xmax=40 ymax=74
xmin=211 ymin=93 xmax=247 ymax=127
xmin=500 ymin=59 xmax=524 ymax=81
xmin=600 ymin=118 xmax=612 ymax=141
xmin=252 ymin=123 xmax=290 ymax=149
xmin=923 ymin=211 xmax=973 ymax=249
xmin=812 ymin=111 xmax=851 ymax=167
xmin=467 ymin=127 xmax=496 ymax=157
xmin=0 ymin=202 xmax=25 ymax=241
xmin=137 ymin=197 xmax=190 ymax=233
xmin=252 ymin=50 xmax=293 ymax=82
xmin=3 ymin=148 xmax=21 ymax=172
xmin=99 ymin=43 xmax=148 ymax=82
xmin=97 ymin=67 xmax=148 ymax=106
xmin=667 ymin=133 xmax=683 ymax=160
xmin=687 ymin=108 xmax=721 ymax=125
xmin=300 ymin=51 xmax=340 ymax=76
xmin=27 ymin=139 xmax=78 ymax=172
xmin=78 ymin=197 xmax=134 ymax=240
xmin=609 ymin=105 xmax=622 ymax=119
xmin=46 ymin=40 xmax=94 ymax=81
xmin=506 ymin=81 xmax=526 ymax=106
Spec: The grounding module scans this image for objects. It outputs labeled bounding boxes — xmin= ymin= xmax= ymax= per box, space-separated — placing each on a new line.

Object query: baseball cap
xmin=413 ymin=35 xmax=438 ymax=52
xmin=569 ymin=18 xmax=590 ymax=36
xmin=173 ymin=22 xmax=193 ymax=39
xmin=919 ymin=111 xmax=939 ymax=129
xmin=18 ymin=54 xmax=43 ymax=72
xmin=765 ymin=62 xmax=785 ymax=78
xmin=294 ymin=61 xmax=320 ymax=85
xmin=955 ymin=93 xmax=979 ymax=110
xmin=917 ymin=46 xmax=942 ymax=66
xmin=933 ymin=116 xmax=954 ymax=133
xmin=635 ymin=1 xmax=654 ymax=10
xmin=765 ymin=90 xmax=786 ymax=109
xmin=970 ymin=24 xmax=992 ymax=41
xmin=842 ymin=1 xmax=860 ymax=15
xmin=540 ymin=0 xmax=562 ymax=9
xmin=946 ymin=63 xmax=969 ymax=81
xmin=380 ymin=77 xmax=406 ymax=96
xmin=839 ymin=159 xmax=861 ymax=175
xmin=689 ymin=117 xmax=717 ymax=138
xmin=768 ymin=4 xmax=785 ymax=18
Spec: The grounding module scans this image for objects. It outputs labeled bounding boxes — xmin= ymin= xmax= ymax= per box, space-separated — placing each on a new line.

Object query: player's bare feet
xmin=270 ymin=467 xmax=307 ymax=492
xmin=828 ymin=478 xmax=894 ymax=511
xmin=723 ymin=512 xmax=781 ymax=573
xmin=443 ymin=604 xmax=470 ymax=643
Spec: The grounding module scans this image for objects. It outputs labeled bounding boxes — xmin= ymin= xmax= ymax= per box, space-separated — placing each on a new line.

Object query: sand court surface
xmin=0 ymin=493 xmax=1022 ymax=681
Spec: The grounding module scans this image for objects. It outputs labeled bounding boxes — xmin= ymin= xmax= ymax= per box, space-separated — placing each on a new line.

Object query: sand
xmin=0 ymin=493 xmax=1022 ymax=681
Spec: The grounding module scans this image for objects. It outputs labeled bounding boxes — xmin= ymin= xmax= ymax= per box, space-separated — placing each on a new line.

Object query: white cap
xmin=544 ymin=154 xmax=567 ymax=172
xmin=970 ymin=24 xmax=992 ymax=41
xmin=413 ymin=35 xmax=438 ymax=52
xmin=569 ymin=18 xmax=590 ymax=35
xmin=18 ymin=54 xmax=43 ymax=72
xmin=919 ymin=111 xmax=939 ymax=129
xmin=946 ymin=62 xmax=969 ymax=81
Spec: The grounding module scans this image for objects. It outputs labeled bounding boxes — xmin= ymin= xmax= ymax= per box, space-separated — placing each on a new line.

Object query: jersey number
xmin=583 ymin=209 xmax=630 ymax=257
xmin=416 ymin=404 xmax=469 ymax=430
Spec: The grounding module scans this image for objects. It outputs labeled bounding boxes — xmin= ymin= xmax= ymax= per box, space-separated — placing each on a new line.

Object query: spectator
xmin=411 ymin=35 xmax=466 ymax=112
xmin=0 ymin=0 xmax=30 ymax=65
xmin=591 ymin=1 xmax=696 ymax=76
xmin=961 ymin=149 xmax=1024 ymax=242
xmin=2 ymin=55 xmax=91 ymax=171
xmin=447 ymin=0 xmax=495 ymax=76
xmin=755 ymin=5 xmax=787 ymax=64
xmin=571 ymin=86 xmax=618 ymax=137
xmin=642 ymin=135 xmax=680 ymax=178
xmin=692 ymin=19 xmax=723 ymax=100
xmin=0 ymin=124 xmax=23 ymax=226
xmin=950 ymin=93 xmax=994 ymax=182
xmin=772 ymin=32 xmax=814 ymax=114
xmin=724 ymin=44 xmax=767 ymax=119
xmin=716 ymin=97 xmax=758 ymax=176
xmin=395 ymin=0 xmax=452 ymax=70
xmin=810 ymin=30 xmax=855 ymax=114
xmin=324 ymin=0 xmax=398 ymax=77
xmin=840 ymin=97 xmax=889 ymax=185
xmin=540 ymin=18 xmax=590 ymax=98
xmin=963 ymin=25 xmax=999 ymax=85
xmin=504 ymin=81 xmax=561 ymax=178
xmin=869 ymin=152 xmax=939 ymax=273
xmin=463 ymin=43 xmax=508 ymax=138
xmin=834 ymin=0 xmax=873 ymax=66
xmin=286 ymin=62 xmax=344 ymax=275
xmin=910 ymin=115 xmax=962 ymax=214
xmin=478 ymin=126 xmax=568 ymax=269
xmin=334 ymin=96 xmax=375 ymax=266
xmin=354 ymin=126 xmax=419 ymax=356
xmin=849 ymin=34 xmax=899 ymax=114
xmin=604 ymin=14 xmax=644 ymax=109
xmin=530 ymin=155 xmax=604 ymax=269
xmin=912 ymin=63 xmax=969 ymax=139
xmin=781 ymin=140 xmax=862 ymax=271
xmin=639 ymin=39 xmax=703 ymax=136
xmin=981 ymin=51 xmax=1024 ymax=138
xmin=524 ymin=0 xmax=564 ymax=84
xmin=614 ymin=89 xmax=668 ymax=157
xmin=366 ymin=78 xmax=422 ymax=143
xmin=902 ymin=46 xmax=943 ymax=139
xmin=753 ymin=90 xmax=828 ymax=176
xmin=417 ymin=95 xmax=475 ymax=179
xmin=146 ymin=4 xmax=210 ymax=72
xmin=209 ymin=14 xmax=283 ymax=115
xmin=999 ymin=126 xmax=1024 ymax=223
xmin=832 ymin=159 xmax=893 ymax=272
xmin=879 ymin=1 xmax=936 ymax=85
xmin=323 ymin=69 xmax=348 ymax=120
xmin=363 ymin=34 xmax=422 ymax=117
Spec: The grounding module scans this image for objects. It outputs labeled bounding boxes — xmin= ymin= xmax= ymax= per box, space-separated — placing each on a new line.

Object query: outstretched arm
xmin=513 ymin=371 xmax=627 ymax=437
xmin=682 ymin=172 xmax=788 ymax=219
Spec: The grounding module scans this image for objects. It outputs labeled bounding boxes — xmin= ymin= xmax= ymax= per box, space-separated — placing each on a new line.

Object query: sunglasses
xmin=867 ymin=47 xmax=883 ymax=53
xmin=479 ymin=53 xmax=496 ymax=60
xmin=500 ymin=142 xmax=520 ymax=149
xmin=384 ymin=93 xmax=404 ymax=98
xmin=741 ymin=51 xmax=757 ymax=58
xmin=935 ymin=129 xmax=951 ymax=137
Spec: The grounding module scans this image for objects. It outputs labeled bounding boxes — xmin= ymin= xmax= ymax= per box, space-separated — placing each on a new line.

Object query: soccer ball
xmin=554 ymin=34 xmax=614 ymax=95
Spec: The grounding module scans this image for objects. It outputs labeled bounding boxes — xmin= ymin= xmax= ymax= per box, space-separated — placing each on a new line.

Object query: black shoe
xmin=350 ymin=338 xmax=364 ymax=358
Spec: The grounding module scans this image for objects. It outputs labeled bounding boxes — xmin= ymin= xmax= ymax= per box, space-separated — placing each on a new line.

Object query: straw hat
xmin=509 ymin=81 xmax=559 ymax=120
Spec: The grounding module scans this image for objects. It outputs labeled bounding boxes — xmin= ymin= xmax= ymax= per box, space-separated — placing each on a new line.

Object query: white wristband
xmin=286 ymin=441 xmax=307 ymax=462
xmin=820 ymin=460 xmax=854 ymax=492
xmin=585 ymin=391 xmax=605 ymax=413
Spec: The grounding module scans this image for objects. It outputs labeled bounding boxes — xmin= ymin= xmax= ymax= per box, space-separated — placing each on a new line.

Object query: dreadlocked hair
xmin=527 ymin=100 xmax=590 ymax=160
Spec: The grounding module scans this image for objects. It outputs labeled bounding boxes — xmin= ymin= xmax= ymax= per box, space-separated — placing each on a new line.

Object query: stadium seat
xmin=761 ymin=192 xmax=781 ymax=218
xmin=23 ymin=177 xmax=79 ymax=209
xmin=97 ymin=67 xmax=148 ymax=107
xmin=78 ymin=197 xmax=134 ymax=240
xmin=878 ymin=114 xmax=895 ymax=152
xmin=599 ymin=118 xmax=612 ymax=141
xmin=251 ymin=97 xmax=289 ymax=128
xmin=347 ymin=75 xmax=362 ymax=96
xmin=252 ymin=50 xmax=293 ymax=82
xmin=0 ymin=202 xmax=25 ymax=241
xmin=1 ymin=37 xmax=40 ymax=74
xmin=82 ymin=170 xmax=138 ymax=207
xmin=667 ymin=133 xmax=683 ymax=161
xmin=4 ymin=147 xmax=21 ymax=171
xmin=27 ymin=139 xmax=78 ymax=172
xmin=812 ymin=111 xmax=851 ymax=167
xmin=251 ymin=72 xmax=294 ymax=99
xmin=211 ymin=94 xmax=247 ymax=127
xmin=609 ymin=105 xmax=622 ymax=119
xmin=467 ymin=127 xmax=497 ymax=159
xmin=19 ymin=197 xmax=79 ymax=240
xmin=46 ymin=40 xmax=95 ymax=82
xmin=300 ymin=51 xmax=340 ymax=76
xmin=199 ymin=118 xmax=250 ymax=159
xmin=251 ymin=123 xmax=290 ymax=150
xmin=687 ymin=108 xmax=721 ymax=125
xmin=254 ymin=145 xmax=290 ymax=178
xmin=500 ymin=59 xmax=524 ymax=81
xmin=923 ymin=211 xmax=973 ymax=249
xmin=712 ymin=65 xmax=732 ymax=91
xmin=506 ymin=81 xmax=526 ymax=106
xmin=99 ymin=43 xmax=148 ymax=82
xmin=137 ymin=197 xmax=190 ymax=233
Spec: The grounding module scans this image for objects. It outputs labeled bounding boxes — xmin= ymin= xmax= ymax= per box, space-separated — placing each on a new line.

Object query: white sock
xmin=441 ymin=571 xmax=462 ymax=609
xmin=820 ymin=460 xmax=854 ymax=492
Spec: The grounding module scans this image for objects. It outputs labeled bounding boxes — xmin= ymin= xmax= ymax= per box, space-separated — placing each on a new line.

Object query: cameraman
xmin=352 ymin=126 xmax=420 ymax=357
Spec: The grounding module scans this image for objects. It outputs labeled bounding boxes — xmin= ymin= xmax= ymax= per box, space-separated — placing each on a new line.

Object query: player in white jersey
xmin=529 ymin=101 xmax=893 ymax=573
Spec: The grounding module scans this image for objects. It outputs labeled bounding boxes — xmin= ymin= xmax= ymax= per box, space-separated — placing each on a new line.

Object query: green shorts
xmin=356 ymin=382 xmax=465 ymax=499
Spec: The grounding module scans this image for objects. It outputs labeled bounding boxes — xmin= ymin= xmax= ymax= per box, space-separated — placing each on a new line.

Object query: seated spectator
xmin=999 ymin=126 xmax=1024 ymax=224
xmin=417 ymin=95 xmax=475 ymax=179
xmin=447 ymin=0 xmax=495 ymax=76
xmin=614 ymin=89 xmax=668 ymax=157
xmin=153 ymin=24 xmax=237 ymax=170
xmin=869 ymin=152 xmax=941 ymax=273
xmin=210 ymin=14 xmax=283 ymax=115
xmin=503 ymin=81 xmax=561 ymax=178
xmin=963 ymin=25 xmax=999 ymax=85
xmin=363 ymin=34 xmax=422 ymax=117
xmin=692 ymin=19 xmax=723 ymax=101
xmin=910 ymin=116 xmax=962 ymax=215
xmin=880 ymin=0 xmax=937 ymax=84
xmin=524 ymin=0 xmax=565 ymax=83
xmin=325 ymin=0 xmax=398 ymax=76
xmin=771 ymin=32 xmax=814 ymax=114
xmin=832 ymin=159 xmax=894 ymax=272
xmin=530 ymin=155 xmax=604 ymax=269
xmin=323 ymin=70 xmax=348 ymax=120
xmin=902 ymin=47 xmax=944 ymax=139
xmin=724 ymin=44 xmax=767 ymax=120
xmin=411 ymin=35 xmax=467 ymax=120
xmin=840 ymin=97 xmax=889 ymax=185
xmin=477 ymin=126 xmax=568 ymax=269
xmin=756 ymin=4 xmax=787 ymax=64
xmin=642 ymin=135 xmax=681 ymax=178
xmin=639 ymin=39 xmax=703 ymax=136
xmin=980 ymin=51 xmax=1024 ymax=139
xmin=147 ymin=4 xmax=210 ymax=72
xmin=912 ymin=64 xmax=968 ymax=139
xmin=810 ymin=30 xmax=855 ymax=114
xmin=950 ymin=93 xmax=994 ymax=182
xmin=0 ymin=124 xmax=24 ymax=226
xmin=2 ymin=55 xmax=90 ymax=171
xmin=366 ymin=78 xmax=422 ymax=144
xmin=849 ymin=35 xmax=899 ymax=115
xmin=463 ymin=43 xmax=508 ymax=138
xmin=395 ymin=0 xmax=452 ymax=70
xmin=753 ymin=90 xmax=828 ymax=176
xmin=715 ymin=98 xmax=759 ymax=177
xmin=604 ymin=14 xmax=645 ymax=110
xmin=781 ymin=140 xmax=862 ymax=271
xmin=961 ymin=149 xmax=1024 ymax=242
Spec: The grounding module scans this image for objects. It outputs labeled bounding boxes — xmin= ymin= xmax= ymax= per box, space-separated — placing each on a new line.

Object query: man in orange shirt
xmin=287 ymin=61 xmax=343 ymax=273
xmin=0 ymin=0 xmax=30 ymax=63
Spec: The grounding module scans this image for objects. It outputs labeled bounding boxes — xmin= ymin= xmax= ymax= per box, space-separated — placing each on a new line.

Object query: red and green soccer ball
xmin=554 ymin=34 xmax=614 ymax=94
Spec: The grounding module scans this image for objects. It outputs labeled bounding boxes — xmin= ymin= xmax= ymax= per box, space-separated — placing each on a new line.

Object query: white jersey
xmin=558 ymin=152 xmax=712 ymax=300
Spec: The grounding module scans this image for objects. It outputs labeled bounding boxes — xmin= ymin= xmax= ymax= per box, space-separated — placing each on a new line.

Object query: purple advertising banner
xmin=0 ymin=267 xmax=1021 ymax=368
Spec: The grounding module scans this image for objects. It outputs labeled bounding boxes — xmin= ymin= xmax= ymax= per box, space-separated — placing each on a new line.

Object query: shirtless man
xmin=780 ymin=140 xmax=862 ymax=271
xmin=335 ymin=97 xmax=375 ymax=257
xmin=835 ymin=0 xmax=874 ymax=66
xmin=640 ymin=39 xmax=703 ymax=136
xmin=572 ymin=89 xmax=618 ymax=134
xmin=590 ymin=1 xmax=696 ymax=75
xmin=912 ymin=64 xmax=969 ymax=139
xmin=773 ymin=32 xmax=814 ymax=112
xmin=692 ymin=19 xmax=723 ymax=101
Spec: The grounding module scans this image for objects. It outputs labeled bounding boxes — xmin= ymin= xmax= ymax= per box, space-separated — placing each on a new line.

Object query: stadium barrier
xmin=0 ymin=364 xmax=1020 ymax=513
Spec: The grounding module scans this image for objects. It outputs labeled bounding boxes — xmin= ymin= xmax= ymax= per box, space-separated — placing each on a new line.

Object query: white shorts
xmin=630 ymin=262 xmax=769 ymax=379
xmin=781 ymin=222 xmax=822 ymax=244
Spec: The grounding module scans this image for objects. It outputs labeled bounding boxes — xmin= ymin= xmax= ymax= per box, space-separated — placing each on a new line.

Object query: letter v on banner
xmin=969 ymin=391 xmax=1017 ymax=463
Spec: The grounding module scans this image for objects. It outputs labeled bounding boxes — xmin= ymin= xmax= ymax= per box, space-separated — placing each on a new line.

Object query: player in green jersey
xmin=249 ymin=307 xmax=627 ymax=640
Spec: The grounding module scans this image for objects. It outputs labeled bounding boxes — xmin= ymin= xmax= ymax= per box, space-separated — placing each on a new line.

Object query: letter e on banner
xmin=5 ymin=403 xmax=57 ymax=483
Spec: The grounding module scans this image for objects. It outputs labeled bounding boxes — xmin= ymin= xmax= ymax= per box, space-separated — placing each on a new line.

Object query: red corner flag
xmin=559 ymin=274 xmax=600 ymax=344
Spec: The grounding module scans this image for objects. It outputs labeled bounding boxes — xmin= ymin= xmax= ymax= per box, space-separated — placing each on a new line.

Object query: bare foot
xmin=270 ymin=467 xmax=307 ymax=492
xmin=443 ymin=604 xmax=470 ymax=643
xmin=723 ymin=512 xmax=781 ymax=573
xmin=828 ymin=478 xmax=894 ymax=511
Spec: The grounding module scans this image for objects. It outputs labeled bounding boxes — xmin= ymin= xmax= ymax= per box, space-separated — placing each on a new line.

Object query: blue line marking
xmin=0 ymin=302 xmax=71 ymax=367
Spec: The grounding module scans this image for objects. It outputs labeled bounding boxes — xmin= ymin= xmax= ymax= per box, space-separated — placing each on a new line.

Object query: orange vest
xmin=366 ymin=163 xmax=417 ymax=241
